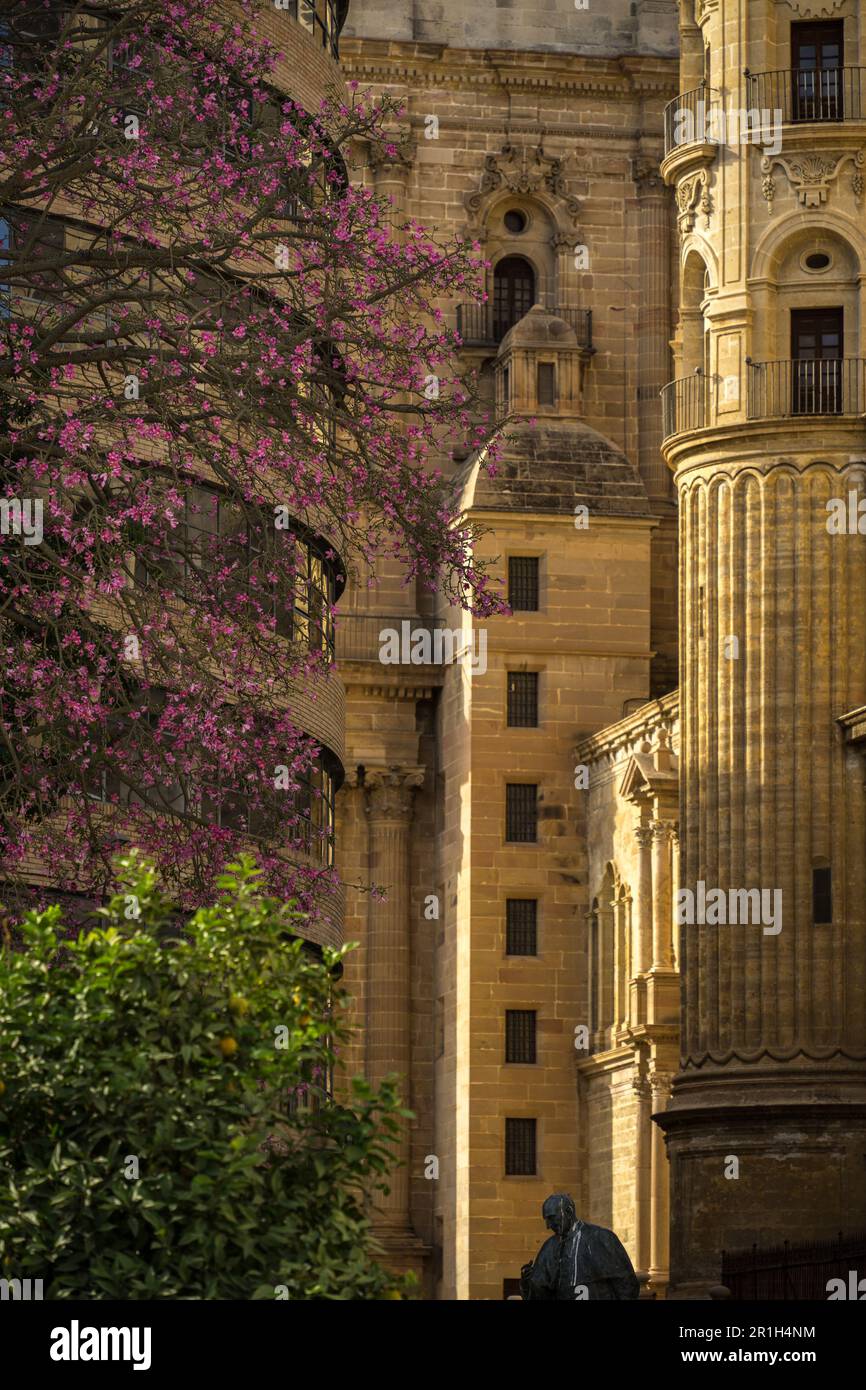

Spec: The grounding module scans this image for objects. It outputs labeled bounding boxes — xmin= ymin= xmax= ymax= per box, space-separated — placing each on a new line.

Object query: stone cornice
xmin=340 ymin=39 xmax=679 ymax=102
xmin=576 ymin=690 xmax=680 ymax=765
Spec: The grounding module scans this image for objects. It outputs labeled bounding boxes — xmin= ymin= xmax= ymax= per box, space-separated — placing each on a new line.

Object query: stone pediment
xmin=619 ymin=750 xmax=678 ymax=805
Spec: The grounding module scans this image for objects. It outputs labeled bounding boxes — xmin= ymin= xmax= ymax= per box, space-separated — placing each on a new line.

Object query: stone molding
xmin=761 ymin=147 xmax=865 ymax=210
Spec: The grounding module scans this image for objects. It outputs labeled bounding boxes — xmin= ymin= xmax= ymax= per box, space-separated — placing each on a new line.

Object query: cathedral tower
xmin=658 ymin=0 xmax=866 ymax=1296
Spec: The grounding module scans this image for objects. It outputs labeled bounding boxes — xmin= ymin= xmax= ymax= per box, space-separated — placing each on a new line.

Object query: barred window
xmin=506 ymin=899 xmax=537 ymax=956
xmin=505 ymin=1118 xmax=536 ymax=1176
xmin=508 ymin=556 xmax=539 ymax=611
xmin=507 ymin=671 xmax=538 ymax=727
xmin=506 ymin=784 xmax=537 ymax=842
xmin=505 ymin=1010 xmax=537 ymax=1064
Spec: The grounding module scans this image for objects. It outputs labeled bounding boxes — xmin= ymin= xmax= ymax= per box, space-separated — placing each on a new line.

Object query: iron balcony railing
xmin=662 ymin=360 xmax=866 ymax=438
xmin=456 ymin=303 xmax=592 ymax=351
xmin=663 ymin=85 xmax=722 ymax=157
xmin=335 ymin=613 xmax=438 ymax=665
xmin=747 ymin=358 xmax=866 ymax=419
xmin=660 ymin=371 xmax=710 ymax=439
xmin=746 ymin=67 xmax=866 ymax=125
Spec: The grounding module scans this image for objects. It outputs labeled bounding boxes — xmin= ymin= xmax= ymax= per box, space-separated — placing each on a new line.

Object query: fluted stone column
xmin=634 ymin=158 xmax=673 ymax=502
xmin=364 ymin=765 xmax=424 ymax=1229
xmin=650 ymin=820 xmax=675 ymax=970
xmin=648 ymin=1068 xmax=672 ymax=1296
xmin=633 ymin=825 xmax=653 ymax=976
xmin=632 ymin=1071 xmax=652 ymax=1282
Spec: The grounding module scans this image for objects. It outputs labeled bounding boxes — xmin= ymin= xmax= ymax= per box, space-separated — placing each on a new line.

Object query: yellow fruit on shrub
xmin=219 ymin=1037 xmax=238 ymax=1057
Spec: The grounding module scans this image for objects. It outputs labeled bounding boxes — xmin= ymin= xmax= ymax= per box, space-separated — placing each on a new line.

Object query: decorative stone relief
xmin=761 ymin=148 xmax=865 ymax=208
xmin=464 ymin=142 xmax=581 ymax=233
xmin=676 ymin=169 xmax=712 ymax=233
xmin=633 ymin=156 xmax=665 ymax=194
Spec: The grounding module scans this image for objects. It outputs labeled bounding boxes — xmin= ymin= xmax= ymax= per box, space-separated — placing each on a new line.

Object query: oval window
xmin=805 ymin=252 xmax=831 ymax=271
xmin=504 ymin=209 xmax=527 ymax=235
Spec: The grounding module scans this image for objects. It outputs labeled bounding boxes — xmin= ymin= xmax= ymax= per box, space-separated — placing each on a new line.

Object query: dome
xmin=456 ymin=417 xmax=650 ymax=518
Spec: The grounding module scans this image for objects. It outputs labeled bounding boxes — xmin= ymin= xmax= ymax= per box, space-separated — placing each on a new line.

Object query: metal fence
xmin=722 ymin=1231 xmax=866 ymax=1301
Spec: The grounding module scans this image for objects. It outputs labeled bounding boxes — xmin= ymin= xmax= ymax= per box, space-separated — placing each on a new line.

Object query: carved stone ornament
xmin=696 ymin=0 xmax=719 ymax=21
xmin=464 ymin=142 xmax=581 ymax=230
xmin=761 ymin=147 xmax=865 ymax=208
xmin=777 ymin=0 xmax=846 ymax=16
xmin=676 ymin=169 xmax=712 ymax=233
xmin=633 ymin=156 xmax=665 ymax=193
xmin=364 ymin=765 xmax=425 ymax=821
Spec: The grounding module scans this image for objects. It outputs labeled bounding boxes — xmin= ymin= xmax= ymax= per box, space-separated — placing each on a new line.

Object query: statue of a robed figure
xmin=519 ymin=1194 xmax=640 ymax=1301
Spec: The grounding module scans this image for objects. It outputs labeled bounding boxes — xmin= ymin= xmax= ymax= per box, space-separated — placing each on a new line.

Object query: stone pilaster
xmin=364 ymin=764 xmax=424 ymax=1230
xmin=650 ymin=820 xmax=675 ymax=970
xmin=648 ymin=1068 xmax=672 ymax=1297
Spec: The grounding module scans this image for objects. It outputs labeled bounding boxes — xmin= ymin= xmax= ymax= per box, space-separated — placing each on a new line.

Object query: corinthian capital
xmin=650 ymin=819 xmax=676 ymax=844
xmin=365 ymin=765 xmax=425 ymax=821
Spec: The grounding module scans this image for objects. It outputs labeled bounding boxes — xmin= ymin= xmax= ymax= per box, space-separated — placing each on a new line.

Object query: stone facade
xmin=335 ymin=3 xmax=682 ymax=1298
xmin=658 ymin=0 xmax=866 ymax=1297
xmin=335 ymin=0 xmax=866 ymax=1301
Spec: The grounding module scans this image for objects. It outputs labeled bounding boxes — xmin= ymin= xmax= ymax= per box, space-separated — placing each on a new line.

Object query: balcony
xmin=335 ymin=613 xmax=440 ymax=667
xmin=746 ymin=67 xmax=866 ymax=126
xmin=746 ymin=358 xmax=866 ymax=420
xmin=661 ymin=372 xmax=710 ymax=440
xmin=661 ymin=359 xmax=866 ymax=441
xmin=662 ymin=85 xmax=722 ymax=173
xmin=455 ymin=304 xmax=593 ymax=352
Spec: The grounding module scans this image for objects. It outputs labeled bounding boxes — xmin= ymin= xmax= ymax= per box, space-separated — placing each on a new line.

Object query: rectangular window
xmin=505 ymin=1118 xmax=537 ymax=1176
xmin=506 ymin=784 xmax=537 ymax=843
xmin=507 ymin=670 xmax=538 ymax=727
xmin=506 ymin=898 xmax=538 ymax=956
xmin=537 ymin=361 xmax=555 ymax=406
xmin=505 ymin=1010 xmax=537 ymax=1064
xmin=508 ymin=556 xmax=539 ymax=611
xmin=791 ymin=307 xmax=843 ymax=414
xmin=792 ymin=21 xmax=845 ymax=121
xmin=813 ymin=866 xmax=832 ymax=924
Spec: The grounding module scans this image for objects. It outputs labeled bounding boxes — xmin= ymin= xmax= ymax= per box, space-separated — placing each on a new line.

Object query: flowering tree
xmin=0 ymin=0 xmax=502 ymax=916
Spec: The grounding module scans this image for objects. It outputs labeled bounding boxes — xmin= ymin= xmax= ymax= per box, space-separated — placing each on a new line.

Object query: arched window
xmin=493 ymin=256 xmax=535 ymax=341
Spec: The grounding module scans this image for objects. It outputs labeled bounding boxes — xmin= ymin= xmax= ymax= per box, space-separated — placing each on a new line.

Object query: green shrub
xmin=0 ymin=853 xmax=411 ymax=1299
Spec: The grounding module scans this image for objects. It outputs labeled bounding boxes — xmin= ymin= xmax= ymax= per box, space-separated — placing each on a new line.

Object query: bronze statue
xmin=519 ymin=1193 xmax=640 ymax=1300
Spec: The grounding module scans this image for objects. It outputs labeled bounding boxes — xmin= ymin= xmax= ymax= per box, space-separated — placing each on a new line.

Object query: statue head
xmin=542 ymin=1193 xmax=576 ymax=1238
